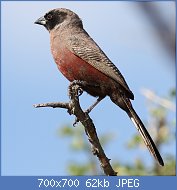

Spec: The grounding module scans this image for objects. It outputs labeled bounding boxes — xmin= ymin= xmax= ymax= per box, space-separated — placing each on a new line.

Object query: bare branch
xmin=34 ymin=102 xmax=69 ymax=109
xmin=34 ymin=81 xmax=117 ymax=176
xmin=141 ymin=88 xmax=176 ymax=111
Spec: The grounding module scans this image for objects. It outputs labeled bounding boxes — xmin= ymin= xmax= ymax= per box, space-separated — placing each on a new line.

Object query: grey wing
xmin=66 ymin=35 xmax=134 ymax=100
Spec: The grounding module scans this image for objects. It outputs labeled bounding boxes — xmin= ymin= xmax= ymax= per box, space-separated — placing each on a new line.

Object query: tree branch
xmin=141 ymin=88 xmax=175 ymax=111
xmin=34 ymin=81 xmax=117 ymax=176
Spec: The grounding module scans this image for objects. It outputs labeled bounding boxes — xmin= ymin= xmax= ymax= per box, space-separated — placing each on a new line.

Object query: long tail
xmin=110 ymin=93 xmax=164 ymax=166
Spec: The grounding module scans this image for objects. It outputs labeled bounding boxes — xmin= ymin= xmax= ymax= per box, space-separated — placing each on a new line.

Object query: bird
xmin=35 ymin=8 xmax=164 ymax=166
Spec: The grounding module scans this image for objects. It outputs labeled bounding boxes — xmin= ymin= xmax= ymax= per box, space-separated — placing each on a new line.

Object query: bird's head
xmin=34 ymin=8 xmax=83 ymax=32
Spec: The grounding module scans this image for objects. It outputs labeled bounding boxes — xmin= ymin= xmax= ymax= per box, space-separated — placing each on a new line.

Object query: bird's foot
xmin=68 ymin=80 xmax=86 ymax=98
xmin=73 ymin=117 xmax=79 ymax=127
xmin=84 ymin=96 xmax=105 ymax=114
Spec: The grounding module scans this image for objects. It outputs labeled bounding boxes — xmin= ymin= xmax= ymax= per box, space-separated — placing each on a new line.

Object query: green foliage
xmin=57 ymin=88 xmax=176 ymax=175
xmin=57 ymin=124 xmax=114 ymax=175
xmin=113 ymin=159 xmax=148 ymax=176
xmin=170 ymin=88 xmax=176 ymax=98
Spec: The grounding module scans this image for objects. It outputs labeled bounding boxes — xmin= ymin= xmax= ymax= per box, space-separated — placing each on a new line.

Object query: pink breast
xmin=52 ymin=47 xmax=111 ymax=85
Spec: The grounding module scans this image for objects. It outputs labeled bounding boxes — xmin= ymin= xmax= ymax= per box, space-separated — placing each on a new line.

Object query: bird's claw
xmin=77 ymin=87 xmax=83 ymax=97
xmin=68 ymin=80 xmax=84 ymax=98
xmin=73 ymin=117 xmax=79 ymax=127
xmin=84 ymin=108 xmax=91 ymax=114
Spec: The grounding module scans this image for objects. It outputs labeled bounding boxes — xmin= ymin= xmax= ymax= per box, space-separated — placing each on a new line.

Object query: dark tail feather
xmin=124 ymin=100 xmax=164 ymax=166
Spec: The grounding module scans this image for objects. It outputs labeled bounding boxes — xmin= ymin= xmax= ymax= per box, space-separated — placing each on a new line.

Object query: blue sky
xmin=1 ymin=1 xmax=175 ymax=175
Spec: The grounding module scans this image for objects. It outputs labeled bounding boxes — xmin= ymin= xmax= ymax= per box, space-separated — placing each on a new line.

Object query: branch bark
xmin=34 ymin=81 xmax=117 ymax=176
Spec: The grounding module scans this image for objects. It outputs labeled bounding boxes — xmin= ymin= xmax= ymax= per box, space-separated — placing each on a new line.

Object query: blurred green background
xmin=1 ymin=1 xmax=175 ymax=175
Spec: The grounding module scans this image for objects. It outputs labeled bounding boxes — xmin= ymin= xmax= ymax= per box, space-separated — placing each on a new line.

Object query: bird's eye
xmin=47 ymin=14 xmax=53 ymax=20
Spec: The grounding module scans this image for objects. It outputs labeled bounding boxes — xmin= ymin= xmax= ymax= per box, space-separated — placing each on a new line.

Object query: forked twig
xmin=34 ymin=81 xmax=117 ymax=176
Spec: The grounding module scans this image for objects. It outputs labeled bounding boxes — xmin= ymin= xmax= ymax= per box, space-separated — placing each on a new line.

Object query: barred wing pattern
xmin=66 ymin=35 xmax=134 ymax=100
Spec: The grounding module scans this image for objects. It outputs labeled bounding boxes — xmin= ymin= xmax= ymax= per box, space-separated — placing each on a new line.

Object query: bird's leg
xmin=68 ymin=80 xmax=93 ymax=126
xmin=68 ymin=80 xmax=99 ymax=97
xmin=68 ymin=80 xmax=102 ymax=125
xmin=85 ymin=96 xmax=105 ymax=114
xmin=69 ymin=80 xmax=104 ymax=114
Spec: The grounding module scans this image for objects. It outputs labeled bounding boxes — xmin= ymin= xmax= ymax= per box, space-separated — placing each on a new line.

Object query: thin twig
xmin=141 ymin=88 xmax=175 ymax=111
xmin=34 ymin=102 xmax=69 ymax=109
xmin=34 ymin=81 xmax=117 ymax=176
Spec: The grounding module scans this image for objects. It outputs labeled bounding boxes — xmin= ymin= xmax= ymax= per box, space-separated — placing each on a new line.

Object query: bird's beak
xmin=34 ymin=16 xmax=46 ymax=26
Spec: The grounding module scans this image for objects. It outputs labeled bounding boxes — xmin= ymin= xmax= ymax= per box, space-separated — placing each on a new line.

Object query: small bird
xmin=35 ymin=8 xmax=164 ymax=166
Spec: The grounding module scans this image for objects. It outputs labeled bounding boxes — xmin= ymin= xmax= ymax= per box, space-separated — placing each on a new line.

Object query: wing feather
xmin=66 ymin=35 xmax=134 ymax=99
